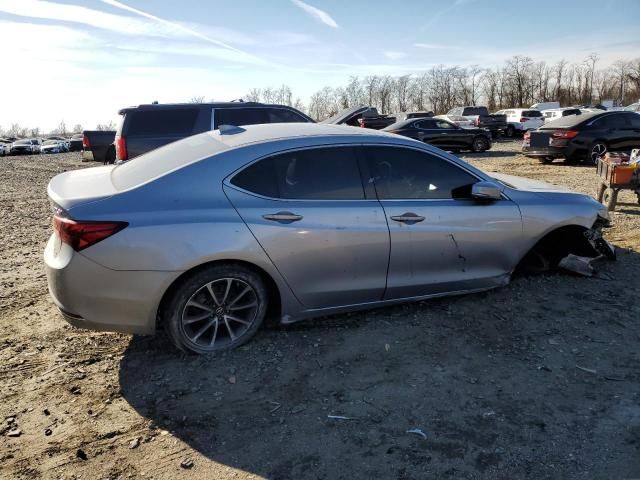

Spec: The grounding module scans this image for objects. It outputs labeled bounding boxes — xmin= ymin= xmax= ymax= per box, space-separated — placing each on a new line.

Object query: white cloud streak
xmin=290 ymin=0 xmax=339 ymax=28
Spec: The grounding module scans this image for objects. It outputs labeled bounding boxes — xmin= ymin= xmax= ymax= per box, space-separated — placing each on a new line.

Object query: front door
xmin=224 ymin=145 xmax=390 ymax=309
xmin=364 ymin=145 xmax=522 ymax=299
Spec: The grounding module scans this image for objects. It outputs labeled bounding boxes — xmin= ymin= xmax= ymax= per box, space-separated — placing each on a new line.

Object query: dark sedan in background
xmin=522 ymin=111 xmax=640 ymax=164
xmin=382 ymin=117 xmax=492 ymax=152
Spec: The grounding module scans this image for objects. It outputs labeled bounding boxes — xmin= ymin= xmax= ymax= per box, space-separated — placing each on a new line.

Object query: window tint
xmin=462 ymin=107 xmax=488 ymax=116
xmin=628 ymin=114 xmax=640 ymax=128
xmin=126 ymin=109 xmax=199 ymax=136
xmin=266 ymin=108 xmax=308 ymax=123
xmin=593 ymin=114 xmax=628 ymax=129
xmin=365 ymin=147 xmax=477 ymax=200
xmin=231 ymin=147 xmax=364 ymax=200
xmin=415 ymin=119 xmax=435 ymax=129
xmin=435 ymin=120 xmax=455 ymax=129
xmin=215 ymin=108 xmax=267 ymax=128
xmin=522 ymin=110 xmax=542 ymax=117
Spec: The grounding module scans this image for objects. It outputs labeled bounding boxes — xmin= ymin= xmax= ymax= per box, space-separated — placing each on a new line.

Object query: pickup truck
xmin=323 ymin=106 xmax=396 ymax=130
xmin=446 ymin=106 xmax=507 ymax=137
xmin=82 ymin=130 xmax=116 ymax=164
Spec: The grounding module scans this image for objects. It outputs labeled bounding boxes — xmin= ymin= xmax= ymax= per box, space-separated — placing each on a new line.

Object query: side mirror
xmin=471 ymin=181 xmax=503 ymax=201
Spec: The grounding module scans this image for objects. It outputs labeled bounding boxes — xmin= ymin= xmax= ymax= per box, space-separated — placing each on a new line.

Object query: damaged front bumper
xmin=584 ymin=214 xmax=616 ymax=260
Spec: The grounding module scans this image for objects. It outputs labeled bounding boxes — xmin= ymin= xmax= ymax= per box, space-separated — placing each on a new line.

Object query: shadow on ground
xmin=119 ymin=253 xmax=640 ymax=479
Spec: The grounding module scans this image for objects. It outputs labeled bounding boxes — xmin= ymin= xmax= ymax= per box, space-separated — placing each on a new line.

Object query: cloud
xmin=414 ymin=43 xmax=455 ymax=50
xmin=290 ymin=0 xmax=339 ymax=28
xmin=383 ymin=51 xmax=407 ymax=60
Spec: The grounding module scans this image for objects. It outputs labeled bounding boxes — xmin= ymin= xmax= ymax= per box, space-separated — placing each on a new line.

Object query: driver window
xmin=365 ymin=147 xmax=477 ymax=200
xmin=435 ymin=121 xmax=454 ymax=129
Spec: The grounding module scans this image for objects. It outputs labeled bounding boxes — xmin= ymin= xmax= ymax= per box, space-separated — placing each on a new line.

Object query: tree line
xmin=0 ymin=120 xmax=116 ymax=139
xmin=247 ymin=55 xmax=640 ymax=121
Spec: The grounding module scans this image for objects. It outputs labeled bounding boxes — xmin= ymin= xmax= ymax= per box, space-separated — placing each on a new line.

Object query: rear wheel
xmin=588 ymin=141 xmax=607 ymax=165
xmin=105 ymin=147 xmax=116 ymax=165
xmin=471 ymin=136 xmax=489 ymax=152
xmin=505 ymin=125 xmax=515 ymax=138
xmin=163 ymin=264 xmax=268 ymax=354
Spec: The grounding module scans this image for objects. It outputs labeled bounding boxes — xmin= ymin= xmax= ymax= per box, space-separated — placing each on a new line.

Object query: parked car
xmin=323 ymin=106 xmax=395 ymax=130
xmin=383 ymin=117 xmax=492 ymax=152
xmin=531 ymin=101 xmax=560 ymax=111
xmin=624 ymin=102 xmax=640 ymax=113
xmin=10 ymin=138 xmax=41 ymax=155
xmin=404 ymin=111 xmax=434 ymax=120
xmin=69 ymin=133 xmax=83 ymax=152
xmin=522 ymin=111 xmax=640 ymax=164
xmin=0 ymin=141 xmax=11 ymax=156
xmin=45 ymin=123 xmax=612 ymax=354
xmin=494 ymin=109 xmax=544 ymax=137
xmin=82 ymin=130 xmax=116 ymax=163
xmin=446 ymin=106 xmax=507 ymax=137
xmin=434 ymin=114 xmax=474 ymax=128
xmin=541 ymin=108 xmax=582 ymax=122
xmin=40 ymin=139 xmax=68 ymax=154
xmin=115 ymin=102 xmax=313 ymax=162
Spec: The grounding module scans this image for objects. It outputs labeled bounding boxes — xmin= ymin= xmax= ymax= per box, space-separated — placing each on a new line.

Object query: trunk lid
xmin=48 ymin=166 xmax=117 ymax=212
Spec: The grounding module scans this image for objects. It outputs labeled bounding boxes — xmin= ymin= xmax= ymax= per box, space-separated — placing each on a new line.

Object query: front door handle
xmin=262 ymin=211 xmax=303 ymax=223
xmin=390 ymin=212 xmax=425 ymax=224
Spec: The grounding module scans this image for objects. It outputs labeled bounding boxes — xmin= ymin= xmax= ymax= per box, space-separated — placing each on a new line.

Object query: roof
xmin=209 ymin=122 xmax=399 ymax=149
xmin=540 ymin=111 xmax=602 ymax=127
xmin=117 ymin=101 xmax=297 ymax=115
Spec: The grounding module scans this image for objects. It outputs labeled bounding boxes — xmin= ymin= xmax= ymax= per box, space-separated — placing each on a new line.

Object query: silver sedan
xmin=45 ymin=123 xmax=611 ymax=354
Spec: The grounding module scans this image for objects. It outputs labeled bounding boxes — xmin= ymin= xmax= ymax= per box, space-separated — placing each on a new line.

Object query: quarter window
xmin=266 ymin=108 xmax=309 ymax=123
xmin=215 ymin=108 xmax=267 ymax=128
xmin=365 ymin=147 xmax=477 ymax=200
xmin=231 ymin=147 xmax=365 ymax=200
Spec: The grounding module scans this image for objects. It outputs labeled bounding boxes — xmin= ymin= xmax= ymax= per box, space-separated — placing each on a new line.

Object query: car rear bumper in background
xmin=521 ymin=145 xmax=566 ymax=158
xmin=82 ymin=149 xmax=94 ymax=161
xmin=44 ymin=234 xmax=178 ymax=335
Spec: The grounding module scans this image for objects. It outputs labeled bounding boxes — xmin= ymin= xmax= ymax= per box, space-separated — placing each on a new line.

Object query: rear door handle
xmin=262 ymin=211 xmax=303 ymax=223
xmin=390 ymin=212 xmax=425 ymax=224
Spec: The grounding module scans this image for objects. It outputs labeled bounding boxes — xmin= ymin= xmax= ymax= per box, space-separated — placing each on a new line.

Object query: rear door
xmin=363 ymin=145 xmax=522 ymax=299
xmin=223 ymin=145 xmax=390 ymax=309
xmin=124 ymin=107 xmax=204 ymax=159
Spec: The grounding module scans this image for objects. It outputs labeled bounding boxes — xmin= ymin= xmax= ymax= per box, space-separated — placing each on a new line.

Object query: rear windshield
xmin=14 ymin=139 xmax=30 ymax=145
xmin=125 ymin=108 xmax=199 ymax=136
xmin=462 ymin=107 xmax=488 ymax=116
xmin=111 ymin=133 xmax=227 ymax=191
xmin=542 ymin=112 xmax=599 ymax=128
xmin=522 ymin=110 xmax=542 ymax=117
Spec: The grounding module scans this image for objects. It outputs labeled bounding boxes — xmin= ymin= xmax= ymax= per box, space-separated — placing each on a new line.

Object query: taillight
xmin=52 ymin=215 xmax=127 ymax=251
xmin=520 ymin=117 xmax=529 ymax=122
xmin=523 ymin=131 xmax=531 ymax=140
xmin=474 ymin=118 xmax=479 ymax=126
xmin=115 ymin=135 xmax=128 ymax=160
xmin=551 ymin=130 xmax=578 ymax=139
xmin=82 ymin=134 xmax=90 ymax=149
xmin=357 ymin=118 xmax=365 ymax=128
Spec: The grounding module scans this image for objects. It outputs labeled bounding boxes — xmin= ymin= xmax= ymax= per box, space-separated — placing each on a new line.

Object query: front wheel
xmin=471 ymin=136 xmax=489 ymax=152
xmin=163 ymin=264 xmax=268 ymax=354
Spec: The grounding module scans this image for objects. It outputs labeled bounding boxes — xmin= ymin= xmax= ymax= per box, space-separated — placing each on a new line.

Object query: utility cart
xmin=595 ymin=151 xmax=640 ymax=211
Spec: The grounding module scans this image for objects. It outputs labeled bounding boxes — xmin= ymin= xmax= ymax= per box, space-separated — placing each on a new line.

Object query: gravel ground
xmin=1 ymin=143 xmax=639 ymax=480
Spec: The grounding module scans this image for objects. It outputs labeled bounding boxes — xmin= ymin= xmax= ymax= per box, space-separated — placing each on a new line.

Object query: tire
xmin=104 ymin=147 xmax=116 ymax=165
xmin=505 ymin=125 xmax=515 ymax=138
xmin=163 ymin=264 xmax=268 ymax=354
xmin=603 ymin=188 xmax=618 ymax=212
xmin=588 ymin=141 xmax=607 ymax=165
xmin=471 ymin=136 xmax=489 ymax=153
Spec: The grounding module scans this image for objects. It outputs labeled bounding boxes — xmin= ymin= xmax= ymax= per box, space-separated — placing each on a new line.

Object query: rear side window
xmin=126 ymin=109 xmax=199 ymax=136
xmin=593 ymin=114 xmax=629 ymax=129
xmin=365 ymin=146 xmax=477 ymax=200
xmin=266 ymin=108 xmax=309 ymax=123
xmin=231 ymin=147 xmax=364 ymax=200
xmin=522 ymin=110 xmax=542 ymax=117
xmin=215 ymin=108 xmax=267 ymax=128
xmin=415 ymin=119 xmax=435 ymax=129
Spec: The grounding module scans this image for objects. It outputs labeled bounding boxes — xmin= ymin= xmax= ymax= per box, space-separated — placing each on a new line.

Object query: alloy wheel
xmin=590 ymin=143 xmax=606 ymax=164
xmin=180 ymin=277 xmax=259 ymax=350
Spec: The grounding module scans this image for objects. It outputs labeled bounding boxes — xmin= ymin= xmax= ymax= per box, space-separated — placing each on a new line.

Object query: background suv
xmin=495 ymin=108 xmax=544 ymax=137
xmin=115 ymin=102 xmax=313 ymax=161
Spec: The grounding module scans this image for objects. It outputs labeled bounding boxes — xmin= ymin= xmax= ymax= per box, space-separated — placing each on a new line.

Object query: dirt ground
xmin=1 ymin=142 xmax=639 ymax=480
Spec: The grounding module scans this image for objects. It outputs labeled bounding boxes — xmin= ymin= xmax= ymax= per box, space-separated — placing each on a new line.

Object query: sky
xmin=0 ymin=0 xmax=639 ymax=132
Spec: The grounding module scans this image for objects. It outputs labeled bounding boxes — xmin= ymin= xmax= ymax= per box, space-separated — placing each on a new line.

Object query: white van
xmin=530 ymin=102 xmax=560 ymax=111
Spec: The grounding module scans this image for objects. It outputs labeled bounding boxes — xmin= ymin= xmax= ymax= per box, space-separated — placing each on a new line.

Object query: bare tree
xmin=96 ymin=121 xmax=116 ymax=131
xmin=190 ymin=96 xmax=205 ymax=103
xmin=584 ymin=53 xmax=599 ymax=104
xmin=72 ymin=124 xmax=83 ymax=134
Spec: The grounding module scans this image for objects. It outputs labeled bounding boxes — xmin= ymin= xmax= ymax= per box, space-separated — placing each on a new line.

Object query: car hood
xmin=491 ymin=173 xmax=574 ymax=193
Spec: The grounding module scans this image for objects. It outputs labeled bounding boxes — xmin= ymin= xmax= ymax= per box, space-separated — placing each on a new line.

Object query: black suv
xmin=114 ymin=102 xmax=314 ymax=161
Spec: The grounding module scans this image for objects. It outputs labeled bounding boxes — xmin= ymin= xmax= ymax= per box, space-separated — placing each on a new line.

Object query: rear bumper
xmin=44 ymin=235 xmax=178 ymax=335
xmin=522 ymin=145 xmax=568 ymax=158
